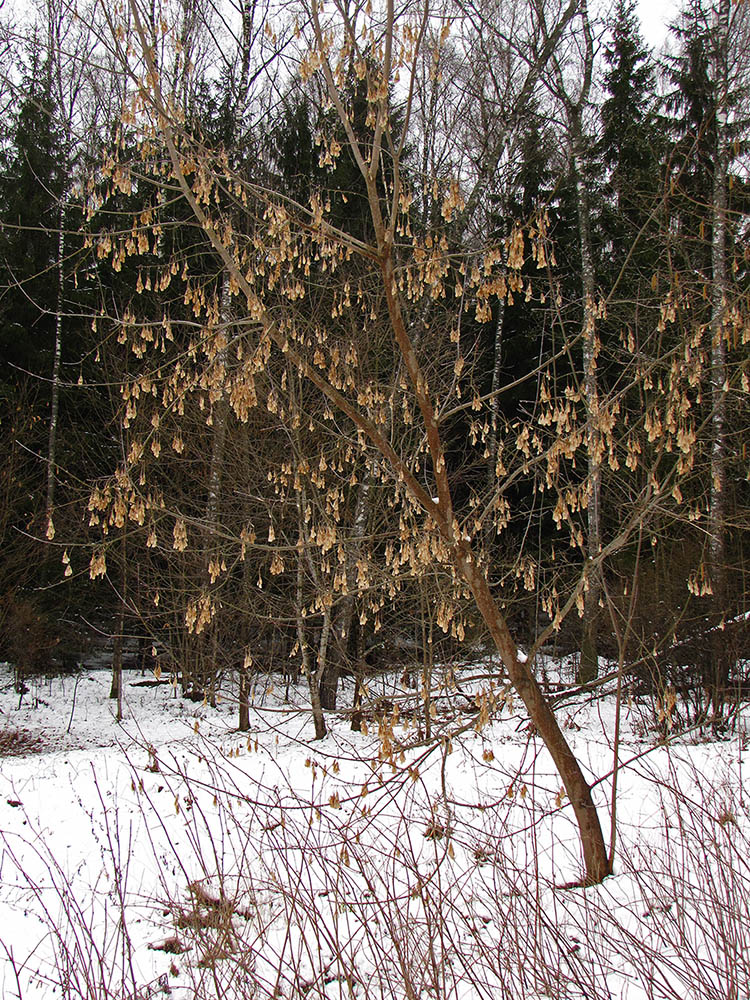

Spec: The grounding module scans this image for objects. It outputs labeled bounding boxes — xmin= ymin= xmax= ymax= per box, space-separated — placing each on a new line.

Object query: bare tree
xmin=100 ymin=0 xmax=612 ymax=883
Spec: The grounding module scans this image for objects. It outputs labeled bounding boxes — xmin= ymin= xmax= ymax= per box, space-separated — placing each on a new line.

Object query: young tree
xmin=89 ymin=0 xmax=612 ymax=884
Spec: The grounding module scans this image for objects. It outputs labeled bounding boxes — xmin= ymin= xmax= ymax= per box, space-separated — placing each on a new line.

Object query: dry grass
xmin=0 ymin=727 xmax=46 ymax=756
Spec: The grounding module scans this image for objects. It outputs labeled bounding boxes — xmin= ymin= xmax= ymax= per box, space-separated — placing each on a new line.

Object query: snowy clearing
xmin=1 ymin=662 xmax=749 ymax=1000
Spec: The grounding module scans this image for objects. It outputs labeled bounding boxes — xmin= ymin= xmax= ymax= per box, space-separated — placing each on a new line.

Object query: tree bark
xmin=238 ymin=663 xmax=250 ymax=732
xmin=296 ymin=518 xmax=326 ymax=740
xmin=110 ymin=539 xmax=127 ymax=723
xmin=337 ymin=473 xmax=371 ymax=720
xmin=199 ymin=278 xmax=231 ymax=702
xmin=458 ymin=550 xmax=610 ymax=883
xmin=46 ymin=203 xmax=65 ymax=516
xmin=571 ymin=125 xmax=602 ymax=685
xmin=487 ymin=296 xmax=506 ymax=493
xmin=556 ymin=2 xmax=600 ymax=686
xmin=708 ymin=0 xmax=731 ymax=724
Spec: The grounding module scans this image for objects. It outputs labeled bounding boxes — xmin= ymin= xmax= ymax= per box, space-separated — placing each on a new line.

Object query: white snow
xmin=0 ymin=660 xmax=748 ymax=1000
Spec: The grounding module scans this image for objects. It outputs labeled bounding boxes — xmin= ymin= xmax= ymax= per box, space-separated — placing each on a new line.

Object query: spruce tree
xmin=600 ymin=0 xmax=660 ymax=219
xmin=599 ymin=0 xmax=664 ymax=304
xmin=0 ymin=47 xmax=66 ymax=385
xmin=662 ymin=0 xmax=716 ymax=276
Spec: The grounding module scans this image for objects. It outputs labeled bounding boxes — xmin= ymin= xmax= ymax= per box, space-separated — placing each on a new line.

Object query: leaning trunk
xmin=379 ymin=243 xmax=610 ymax=885
xmin=458 ymin=551 xmax=610 ymax=884
xmin=138 ymin=0 xmax=611 ymax=880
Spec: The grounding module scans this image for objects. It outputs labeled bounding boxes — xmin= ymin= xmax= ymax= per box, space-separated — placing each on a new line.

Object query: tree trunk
xmin=296 ymin=539 xmax=326 ymax=739
xmin=570 ymin=107 xmax=601 ymax=686
xmin=374 ymin=246 xmax=610 ymax=883
xmin=488 ymin=296 xmax=506 ymax=484
xmin=110 ymin=618 xmax=123 ymax=718
xmin=238 ymin=663 xmax=250 ymax=732
xmin=110 ymin=579 xmax=126 ymax=723
xmin=110 ymin=535 xmax=127 ymax=723
xmin=458 ymin=551 xmax=610 ymax=884
xmin=350 ymin=673 xmax=364 ymax=733
xmin=708 ymin=0 xmax=731 ymax=725
xmin=308 ymin=669 xmax=327 ymax=740
xmin=420 ymin=584 xmax=433 ymax=740
xmin=206 ymin=352 xmax=228 ymax=531
xmin=315 ymin=609 xmax=334 ymax=712
xmin=348 ymin=616 xmax=365 ymax=732
xmin=46 ymin=203 xmax=65 ymax=517
xmin=336 ymin=474 xmax=371 ymax=720
xmin=486 ymin=294 xmax=507 ymax=562
xmin=200 ymin=278 xmax=230 ymax=702
xmin=319 ymin=658 xmax=339 ymax=711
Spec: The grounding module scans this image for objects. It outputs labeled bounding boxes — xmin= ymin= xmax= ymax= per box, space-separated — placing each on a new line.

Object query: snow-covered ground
xmin=0 ymin=661 xmax=748 ymax=1000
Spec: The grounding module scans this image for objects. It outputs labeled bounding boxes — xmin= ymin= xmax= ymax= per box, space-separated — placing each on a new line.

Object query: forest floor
xmin=0 ymin=657 xmax=748 ymax=1000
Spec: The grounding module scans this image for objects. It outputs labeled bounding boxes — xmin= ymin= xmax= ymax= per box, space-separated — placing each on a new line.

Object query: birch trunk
xmin=487 ymin=296 xmax=506 ymax=494
xmin=544 ymin=0 xmax=599 ymax=685
xmin=571 ymin=127 xmax=602 ymax=685
xmin=196 ymin=277 xmax=231 ymax=702
xmin=708 ymin=0 xmax=731 ymax=723
xmin=46 ymin=203 xmax=65 ymax=516
xmin=110 ymin=539 xmax=127 ymax=723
